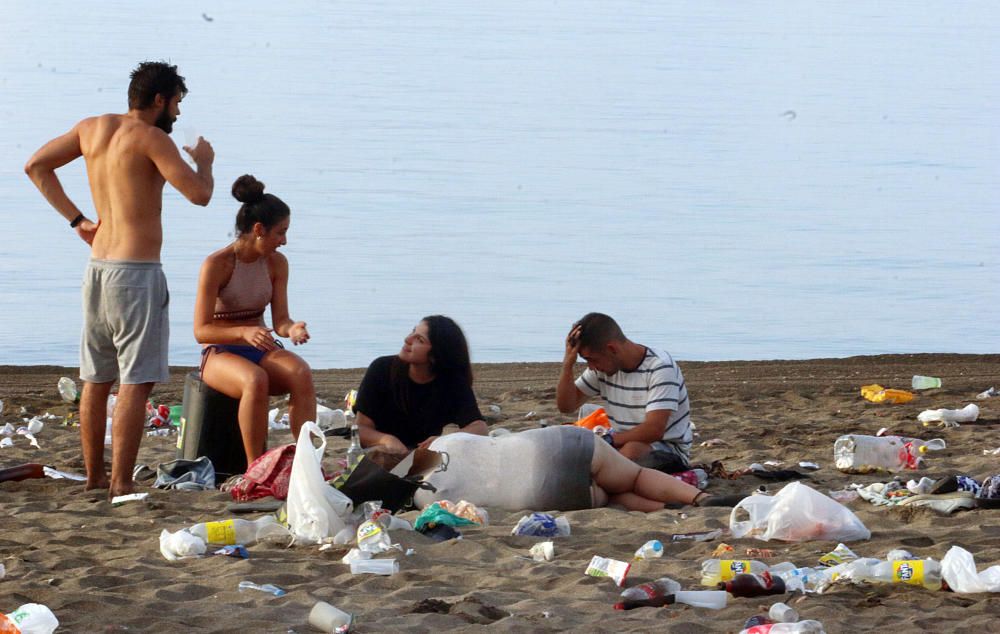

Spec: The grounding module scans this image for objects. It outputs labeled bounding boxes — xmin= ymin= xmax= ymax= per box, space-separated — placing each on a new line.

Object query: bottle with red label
xmin=718 ymin=571 xmax=786 ymax=597
xmin=0 ymin=463 xmax=47 ymax=483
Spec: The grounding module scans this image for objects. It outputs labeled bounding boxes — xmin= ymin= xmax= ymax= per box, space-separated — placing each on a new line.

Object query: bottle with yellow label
xmin=701 ymin=559 xmax=769 ymax=586
xmin=189 ymin=515 xmax=288 ymax=545
xmin=847 ymin=558 xmax=943 ymax=591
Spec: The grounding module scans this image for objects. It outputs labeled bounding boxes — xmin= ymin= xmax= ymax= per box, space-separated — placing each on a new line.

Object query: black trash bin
xmin=178 ymin=371 xmax=248 ymax=480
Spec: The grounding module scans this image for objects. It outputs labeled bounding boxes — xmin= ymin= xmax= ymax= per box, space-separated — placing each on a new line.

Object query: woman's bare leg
xmin=201 ymin=351 xmax=269 ymax=463
xmin=259 ymin=349 xmax=315 ymax=441
xmin=591 ymin=438 xmax=701 ymax=509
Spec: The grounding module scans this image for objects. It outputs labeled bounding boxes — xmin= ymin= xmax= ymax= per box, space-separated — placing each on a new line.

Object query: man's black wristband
xmin=69 ymin=214 xmax=85 ymax=228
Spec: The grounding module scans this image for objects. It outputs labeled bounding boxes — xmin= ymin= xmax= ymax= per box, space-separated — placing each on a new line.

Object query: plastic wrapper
xmin=584 ymin=555 xmax=630 ymax=586
xmin=818 ymin=543 xmax=858 ymax=567
xmin=356 ymin=519 xmax=393 ymax=554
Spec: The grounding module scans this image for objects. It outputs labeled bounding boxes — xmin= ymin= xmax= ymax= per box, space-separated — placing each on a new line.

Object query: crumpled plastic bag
xmin=434 ymin=500 xmax=488 ymax=525
xmin=510 ymin=512 xmax=571 ymax=537
xmin=730 ymin=481 xmax=870 ymax=542
xmin=159 ymin=528 xmax=207 ymax=561
xmin=917 ymin=403 xmax=979 ymax=426
xmin=414 ymin=502 xmax=480 ymax=531
xmin=941 ymin=546 xmax=1000 ymax=593
xmin=860 ymin=384 xmax=913 ymax=404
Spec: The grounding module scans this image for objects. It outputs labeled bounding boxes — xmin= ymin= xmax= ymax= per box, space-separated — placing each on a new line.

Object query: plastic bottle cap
xmin=918 ymin=445 xmax=928 ymax=454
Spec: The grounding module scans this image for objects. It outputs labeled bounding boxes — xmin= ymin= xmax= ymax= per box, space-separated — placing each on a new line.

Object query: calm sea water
xmin=1 ymin=1 xmax=997 ymax=368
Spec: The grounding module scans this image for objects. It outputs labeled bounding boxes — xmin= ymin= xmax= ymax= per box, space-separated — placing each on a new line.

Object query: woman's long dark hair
xmin=390 ymin=315 xmax=473 ymax=414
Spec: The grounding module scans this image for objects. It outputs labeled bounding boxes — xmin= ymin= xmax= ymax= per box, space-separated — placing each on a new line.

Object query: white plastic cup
xmin=673 ymin=590 xmax=727 ymax=609
xmin=349 ymin=558 xmax=398 ymax=575
xmin=308 ymin=601 xmax=353 ymax=633
xmin=769 ymin=602 xmax=799 ymax=623
xmin=911 ymin=375 xmax=942 ymax=390
xmin=578 ymin=403 xmax=601 ymax=419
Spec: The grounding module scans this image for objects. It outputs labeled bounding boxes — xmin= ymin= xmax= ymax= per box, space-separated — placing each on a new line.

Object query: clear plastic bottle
xmin=346 ymin=424 xmax=363 ymax=468
xmin=620 ymin=576 xmax=681 ymax=601
xmin=237 ymin=581 xmax=287 ymax=596
xmin=700 ymin=559 xmax=769 ymax=586
xmin=718 ymin=572 xmax=786 ymax=597
xmin=845 ymin=558 xmax=943 ymax=590
xmin=633 ymin=539 xmax=664 ymax=561
xmin=673 ymin=590 xmax=727 ymax=609
xmin=614 ymin=590 xmax=727 ymax=611
xmin=833 ymin=434 xmax=945 ymax=472
xmin=739 ymin=620 xmax=826 ymax=634
xmin=189 ymin=516 xmax=289 ymax=545
xmin=769 ymin=563 xmax=828 ymax=593
xmin=0 ymin=603 xmax=59 ymax=634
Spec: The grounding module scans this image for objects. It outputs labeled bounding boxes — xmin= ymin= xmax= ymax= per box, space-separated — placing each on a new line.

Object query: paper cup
xmin=530 ymin=541 xmax=554 ymax=561
xmin=349 ymin=558 xmax=398 ymax=575
xmin=308 ymin=601 xmax=353 ymax=633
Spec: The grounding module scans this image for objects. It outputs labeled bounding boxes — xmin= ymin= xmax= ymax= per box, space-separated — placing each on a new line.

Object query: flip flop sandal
xmin=899 ymin=491 xmax=975 ymax=514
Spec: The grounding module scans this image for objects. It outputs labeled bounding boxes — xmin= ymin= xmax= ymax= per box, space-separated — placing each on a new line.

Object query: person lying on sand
xmin=354 ymin=316 xmax=488 ymax=454
xmin=194 ymin=175 xmax=315 ymax=464
xmin=414 ymin=426 xmax=743 ymax=512
xmin=556 ymin=312 xmax=693 ymax=471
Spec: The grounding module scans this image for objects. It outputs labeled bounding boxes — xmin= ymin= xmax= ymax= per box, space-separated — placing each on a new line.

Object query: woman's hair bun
xmin=232 ymin=174 xmax=265 ymax=204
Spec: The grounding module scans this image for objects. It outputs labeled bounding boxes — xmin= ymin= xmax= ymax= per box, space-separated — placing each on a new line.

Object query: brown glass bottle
xmin=718 ymin=572 xmax=786 ymax=597
xmin=613 ymin=595 xmax=676 ymax=610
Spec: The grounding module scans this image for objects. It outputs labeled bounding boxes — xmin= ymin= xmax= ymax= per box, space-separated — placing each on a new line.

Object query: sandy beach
xmin=2 ymin=354 xmax=999 ymax=632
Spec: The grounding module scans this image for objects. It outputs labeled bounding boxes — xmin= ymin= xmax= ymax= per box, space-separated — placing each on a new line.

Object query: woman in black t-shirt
xmin=354 ymin=315 xmax=488 ymax=453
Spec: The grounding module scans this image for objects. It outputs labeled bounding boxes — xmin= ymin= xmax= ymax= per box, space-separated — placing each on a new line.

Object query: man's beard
xmin=154 ymin=106 xmax=175 ymax=133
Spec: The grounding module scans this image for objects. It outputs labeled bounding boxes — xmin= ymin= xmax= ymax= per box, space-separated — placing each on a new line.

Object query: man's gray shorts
xmin=81 ymin=259 xmax=169 ymax=384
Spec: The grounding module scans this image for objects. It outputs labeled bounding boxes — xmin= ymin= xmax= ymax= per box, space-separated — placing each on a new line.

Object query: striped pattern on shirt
xmin=574 ymin=347 xmax=692 ymax=452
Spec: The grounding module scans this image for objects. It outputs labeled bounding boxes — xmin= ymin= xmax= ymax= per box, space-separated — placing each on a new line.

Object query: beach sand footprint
xmin=409 ymin=596 xmax=508 ymax=625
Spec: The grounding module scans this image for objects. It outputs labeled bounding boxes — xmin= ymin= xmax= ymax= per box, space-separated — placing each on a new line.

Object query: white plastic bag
xmin=286 ymin=421 xmax=353 ymax=543
xmin=729 ymin=481 xmax=870 ymax=542
xmin=941 ymin=545 xmax=1000 ymax=593
xmin=159 ymin=528 xmax=207 ymax=561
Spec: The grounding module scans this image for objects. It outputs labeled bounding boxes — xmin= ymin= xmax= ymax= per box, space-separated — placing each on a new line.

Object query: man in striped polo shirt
xmin=556 ymin=312 xmax=693 ymax=469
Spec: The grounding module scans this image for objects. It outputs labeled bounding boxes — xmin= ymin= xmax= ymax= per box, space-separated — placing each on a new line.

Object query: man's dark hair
xmin=127 ymin=61 xmax=187 ymax=110
xmin=576 ymin=312 xmax=626 ymax=350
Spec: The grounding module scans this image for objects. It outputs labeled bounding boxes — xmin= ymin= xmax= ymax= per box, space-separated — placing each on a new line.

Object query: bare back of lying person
xmin=193 ymin=175 xmax=316 ymax=465
xmin=24 ymin=61 xmax=215 ymax=497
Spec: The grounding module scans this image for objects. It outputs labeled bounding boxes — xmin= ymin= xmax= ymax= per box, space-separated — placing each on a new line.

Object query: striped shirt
xmin=575 ymin=347 xmax=692 ymax=455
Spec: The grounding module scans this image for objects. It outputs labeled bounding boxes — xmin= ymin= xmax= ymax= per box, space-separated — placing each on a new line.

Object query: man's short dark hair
xmin=576 ymin=312 xmax=626 ymax=350
xmin=127 ymin=61 xmax=187 ymax=110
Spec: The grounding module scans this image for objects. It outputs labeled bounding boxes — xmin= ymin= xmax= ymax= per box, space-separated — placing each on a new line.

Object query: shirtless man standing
xmin=25 ymin=61 xmax=215 ymax=496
